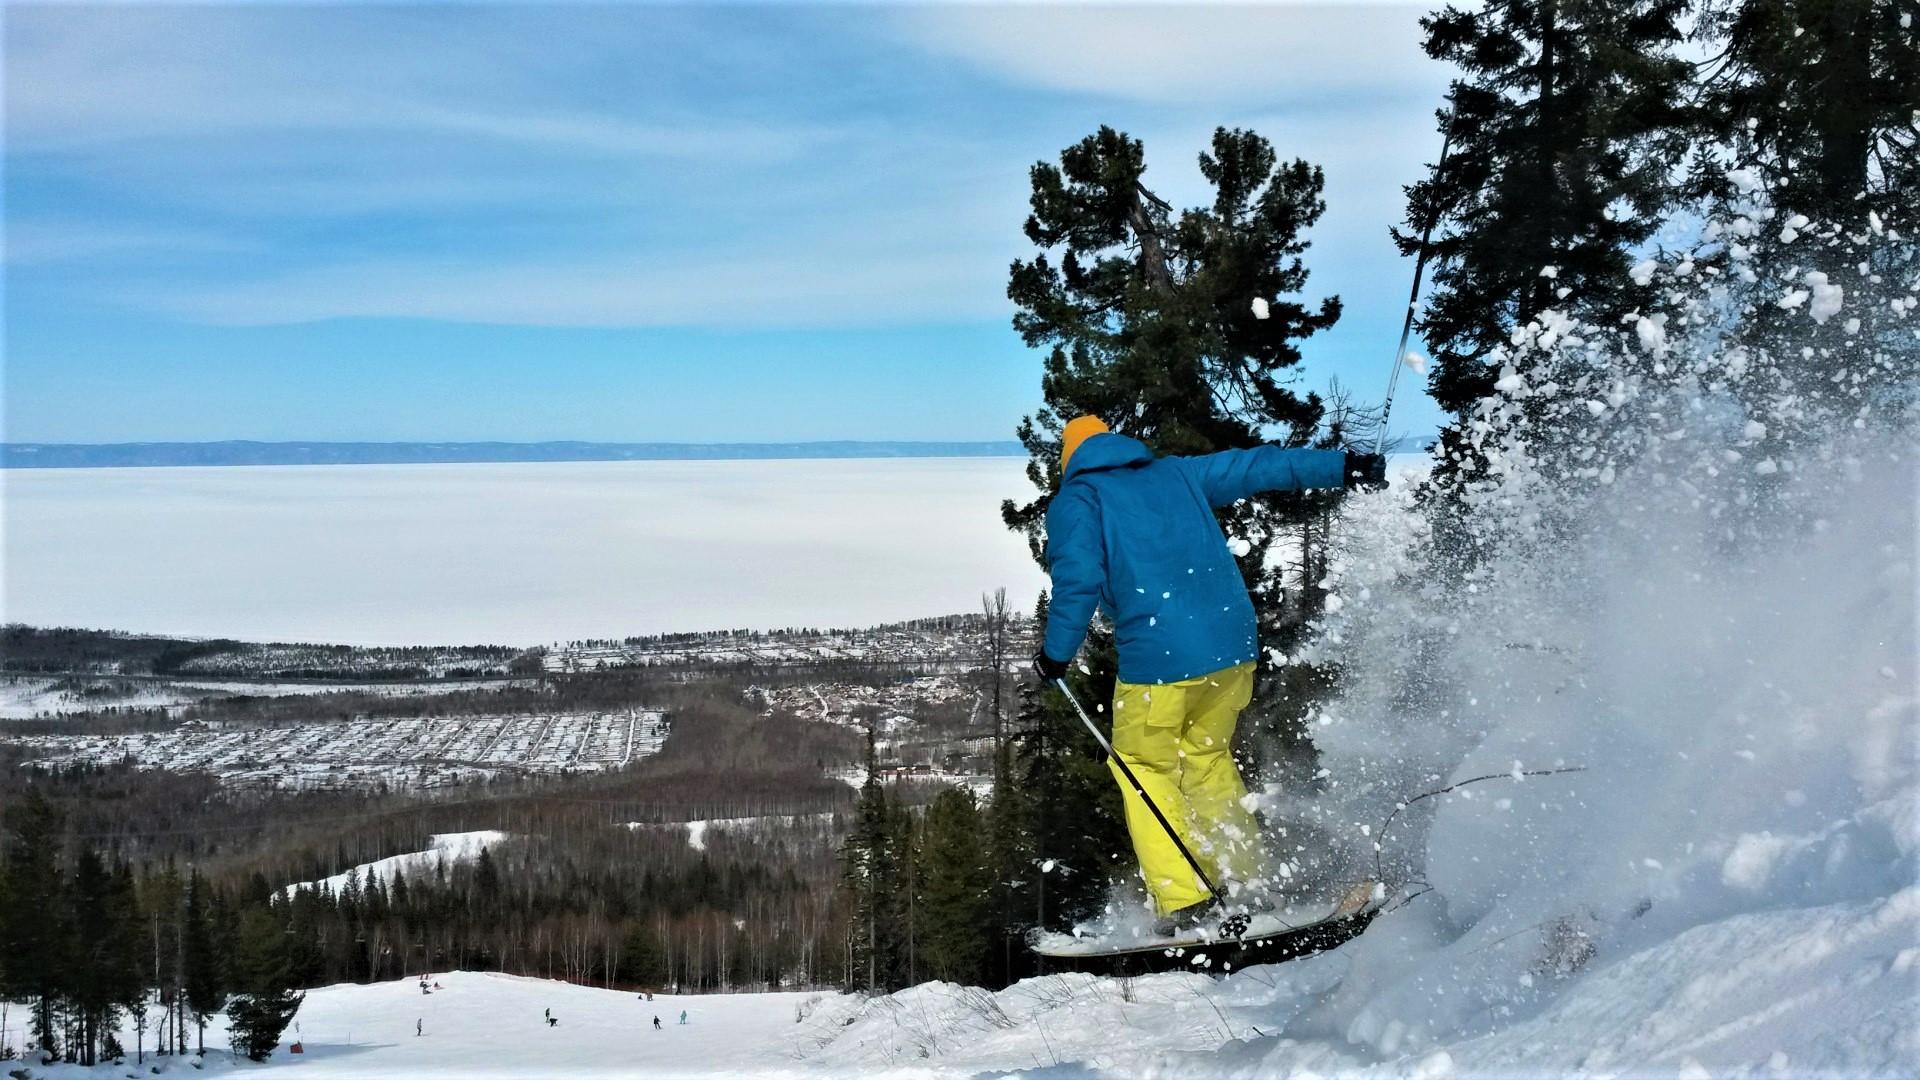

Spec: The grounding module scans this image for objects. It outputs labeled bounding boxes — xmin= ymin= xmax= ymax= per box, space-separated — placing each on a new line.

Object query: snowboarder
xmin=416 ymin=1019 xmax=422 ymax=1037
xmin=678 ymin=1010 xmax=687 ymax=1025
xmin=1033 ymin=415 xmax=1384 ymax=935
xmin=652 ymin=1016 xmax=662 ymax=1031
xmin=544 ymin=1007 xmax=550 ymax=1022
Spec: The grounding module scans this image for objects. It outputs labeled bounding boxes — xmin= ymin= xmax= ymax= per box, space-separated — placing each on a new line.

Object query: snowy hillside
xmin=282 ymin=832 xmax=509 ymax=899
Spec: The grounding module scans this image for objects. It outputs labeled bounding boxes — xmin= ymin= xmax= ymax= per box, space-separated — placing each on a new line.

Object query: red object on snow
xmin=290 ymin=1042 xmax=304 ymax=1054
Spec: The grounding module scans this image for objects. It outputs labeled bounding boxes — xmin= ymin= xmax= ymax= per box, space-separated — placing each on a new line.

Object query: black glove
xmin=1032 ymin=650 xmax=1070 ymax=681
xmin=1344 ymin=451 xmax=1388 ymax=491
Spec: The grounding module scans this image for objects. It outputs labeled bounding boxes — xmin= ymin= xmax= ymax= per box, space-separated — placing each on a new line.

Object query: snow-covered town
xmin=547 ymin=619 xmax=1031 ymax=673
xmin=8 ymin=712 xmax=671 ymax=791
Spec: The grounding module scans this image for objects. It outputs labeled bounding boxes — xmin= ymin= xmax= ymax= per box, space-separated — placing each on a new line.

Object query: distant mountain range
xmin=1 ymin=440 xmax=1028 ymax=469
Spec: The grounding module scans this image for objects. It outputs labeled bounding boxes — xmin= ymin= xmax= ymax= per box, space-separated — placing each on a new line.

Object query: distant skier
xmin=416 ymin=1019 xmax=423 ymax=1037
xmin=548 ymin=1016 xmax=559 ymax=1028
xmin=653 ymin=1016 xmax=662 ymax=1031
xmin=1032 ymin=415 xmax=1384 ymax=935
xmin=678 ymin=1010 xmax=687 ymax=1025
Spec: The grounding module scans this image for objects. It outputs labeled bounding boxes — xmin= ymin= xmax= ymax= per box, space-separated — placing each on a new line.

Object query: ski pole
xmin=1053 ymin=676 xmax=1226 ymax=905
xmin=1375 ymin=117 xmax=1455 ymax=456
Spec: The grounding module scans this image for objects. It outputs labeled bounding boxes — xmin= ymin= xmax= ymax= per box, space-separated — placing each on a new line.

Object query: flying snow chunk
xmin=1802 ymin=271 xmax=1844 ymax=324
xmin=1251 ymin=296 xmax=1271 ymax=320
xmin=1743 ymin=419 xmax=1767 ymax=442
xmin=1538 ymin=265 xmax=1559 ymax=279
xmin=1727 ymin=167 xmax=1763 ymax=194
xmin=1403 ymin=351 xmax=1428 ymax=375
xmin=1777 ymin=288 xmax=1810 ymax=311
xmin=1630 ymin=258 xmax=1659 ymax=286
xmin=1634 ymin=315 xmax=1668 ymax=356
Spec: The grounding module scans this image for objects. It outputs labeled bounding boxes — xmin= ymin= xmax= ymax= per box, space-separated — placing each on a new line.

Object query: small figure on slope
xmin=652 ymin=1016 xmax=662 ymax=1031
xmin=1034 ymin=415 xmax=1385 ymax=936
xmin=678 ymin=1010 xmax=687 ymax=1025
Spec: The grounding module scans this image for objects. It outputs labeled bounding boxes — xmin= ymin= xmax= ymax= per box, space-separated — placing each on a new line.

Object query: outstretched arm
xmin=1040 ymin=488 xmax=1105 ymax=666
xmin=1182 ymin=445 xmax=1349 ymax=507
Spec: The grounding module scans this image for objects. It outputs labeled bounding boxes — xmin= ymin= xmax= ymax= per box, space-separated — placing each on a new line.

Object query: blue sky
xmin=3 ymin=2 xmax=1452 ymax=445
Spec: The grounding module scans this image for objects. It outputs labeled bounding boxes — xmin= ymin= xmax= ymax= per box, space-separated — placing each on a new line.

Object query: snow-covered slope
xmin=28 ymin=971 xmax=831 ymax=1079
xmin=282 ymin=831 xmax=508 ymax=898
xmin=23 ymin=910 xmax=1911 ymax=1080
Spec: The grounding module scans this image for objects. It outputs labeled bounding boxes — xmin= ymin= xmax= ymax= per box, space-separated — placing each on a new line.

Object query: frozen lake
xmin=1 ymin=458 xmax=1047 ymax=646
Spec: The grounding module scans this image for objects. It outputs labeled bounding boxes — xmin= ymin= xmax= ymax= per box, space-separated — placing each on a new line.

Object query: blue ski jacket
xmin=1041 ymin=433 xmax=1346 ymax=685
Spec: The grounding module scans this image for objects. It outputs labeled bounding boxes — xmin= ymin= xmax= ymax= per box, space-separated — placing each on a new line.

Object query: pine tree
xmin=1010 ymin=621 xmax=1134 ymax=933
xmin=111 ymin=862 xmax=154 ymax=1066
xmin=982 ymin=723 xmax=1034 ymax=986
xmin=1404 ymin=0 xmax=1691 ymax=424
xmin=69 ymin=847 xmax=118 ymax=1066
xmin=224 ymin=908 xmax=304 ymax=1062
xmin=0 ymin=789 xmax=68 ymax=1062
xmin=181 ymin=869 xmax=224 ymax=1055
xmin=1692 ymin=0 xmax=1917 ymax=225
xmin=915 ymin=790 xmax=992 ymax=985
xmin=839 ymin=721 xmax=897 ymax=991
xmin=619 ymin=923 xmax=667 ymax=986
xmin=1006 ymin=126 xmax=1346 ymax=635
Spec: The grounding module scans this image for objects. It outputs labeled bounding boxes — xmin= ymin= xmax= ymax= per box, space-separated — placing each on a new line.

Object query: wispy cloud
xmin=4 ymin=220 xmax=258 ymax=266
xmin=885 ymin=3 xmax=1441 ymax=106
xmin=5 ymin=5 xmax=833 ymax=162
xmin=6 ymin=2 xmax=1444 ymax=342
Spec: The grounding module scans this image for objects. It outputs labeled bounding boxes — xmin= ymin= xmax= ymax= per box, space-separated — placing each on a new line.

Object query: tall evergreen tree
xmin=69 ymin=847 xmax=119 ymax=1066
xmin=112 ymin=862 xmax=154 ymax=1066
xmin=1403 ymin=0 xmax=1691 ymax=422
xmin=981 ymin=722 xmax=1034 ymax=986
xmin=224 ymin=908 xmax=304 ymax=1062
xmin=915 ymin=790 xmax=992 ymax=985
xmin=0 ymin=789 xmax=68 ymax=1062
xmin=181 ymin=869 xmax=225 ymax=1055
xmin=1005 ymin=125 xmax=1351 ymax=657
xmin=1693 ymin=0 xmax=1917 ymax=224
xmin=1010 ymin=619 xmax=1133 ymax=934
xmin=839 ymin=721 xmax=907 ymax=991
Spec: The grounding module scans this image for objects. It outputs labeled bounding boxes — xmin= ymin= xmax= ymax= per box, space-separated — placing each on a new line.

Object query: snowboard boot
xmin=1151 ymin=899 xmax=1218 ymax=937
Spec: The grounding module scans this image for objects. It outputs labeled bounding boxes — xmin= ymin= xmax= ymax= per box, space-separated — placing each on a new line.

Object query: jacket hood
xmin=1063 ymin=432 xmax=1153 ymax=480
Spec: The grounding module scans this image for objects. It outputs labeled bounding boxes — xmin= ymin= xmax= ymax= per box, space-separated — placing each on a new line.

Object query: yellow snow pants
xmin=1109 ymin=661 xmax=1261 ymax=916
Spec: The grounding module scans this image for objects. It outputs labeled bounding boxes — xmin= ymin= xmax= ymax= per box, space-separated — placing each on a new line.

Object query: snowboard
xmin=1031 ymin=881 xmax=1383 ymax=963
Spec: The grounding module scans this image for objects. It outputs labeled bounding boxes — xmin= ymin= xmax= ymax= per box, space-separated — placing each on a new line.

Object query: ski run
xmin=22 ymin=892 xmax=1914 ymax=1079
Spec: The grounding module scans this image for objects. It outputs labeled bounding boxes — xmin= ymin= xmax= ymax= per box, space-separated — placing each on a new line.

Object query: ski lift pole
xmin=1053 ymin=676 xmax=1226 ymax=905
xmin=1375 ymin=120 xmax=1455 ymax=456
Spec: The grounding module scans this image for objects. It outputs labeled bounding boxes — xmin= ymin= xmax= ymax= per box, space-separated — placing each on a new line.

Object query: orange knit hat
xmin=1059 ymin=415 xmax=1110 ymax=474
